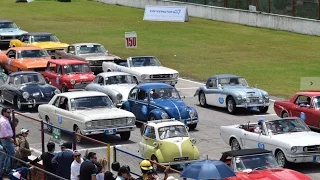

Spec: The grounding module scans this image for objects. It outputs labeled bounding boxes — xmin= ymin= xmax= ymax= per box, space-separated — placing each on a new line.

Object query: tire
xmin=275 ymin=150 xmax=288 ymax=168
xmin=16 ymin=97 xmax=24 ymax=111
xmin=199 ymin=92 xmax=207 ymax=107
xmin=259 ymin=106 xmax=269 ymax=113
xmin=148 ymin=114 xmax=156 ymax=121
xmin=151 ymin=155 xmax=159 ymax=171
xmin=75 ymin=125 xmax=82 ymax=143
xmin=45 ymin=116 xmax=52 ymax=133
xmin=61 ymin=85 xmax=68 ymax=93
xmin=230 ymin=138 xmax=241 ymax=150
xmin=226 ymin=97 xmax=237 ymax=114
xmin=0 ymin=91 xmax=6 ymax=104
xmin=120 ymin=131 xmax=131 ymax=140
xmin=188 ymin=123 xmax=197 ymax=130
xmin=281 ymin=111 xmax=289 ymax=118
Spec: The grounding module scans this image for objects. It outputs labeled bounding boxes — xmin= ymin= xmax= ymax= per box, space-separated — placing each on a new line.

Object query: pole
xmin=318 ymin=0 xmax=320 ymax=19
xmin=292 ymin=0 xmax=295 ymax=16
xmin=41 ymin=121 xmax=45 ymax=153
xmin=72 ymin=131 xmax=76 ymax=151
xmin=107 ymin=144 xmax=111 ymax=171
xmin=268 ymin=0 xmax=271 ymax=13
xmin=11 ymin=110 xmax=16 ymax=146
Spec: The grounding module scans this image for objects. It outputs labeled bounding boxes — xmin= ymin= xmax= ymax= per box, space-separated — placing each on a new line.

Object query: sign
xmin=52 ymin=128 xmax=61 ymax=142
xmin=258 ymin=142 xmax=265 ymax=149
xmin=143 ymin=5 xmax=189 ymax=22
xmin=125 ymin=32 xmax=137 ymax=48
xmin=105 ymin=129 xmax=116 ymax=135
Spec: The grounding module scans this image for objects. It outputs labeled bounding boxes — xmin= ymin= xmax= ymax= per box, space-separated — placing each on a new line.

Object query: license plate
xmin=314 ymin=156 xmax=320 ymax=162
xmin=250 ymin=106 xmax=258 ymax=110
xmin=105 ymin=129 xmax=116 ymax=135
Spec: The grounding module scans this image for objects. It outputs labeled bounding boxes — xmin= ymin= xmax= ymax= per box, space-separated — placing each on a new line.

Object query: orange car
xmin=0 ymin=47 xmax=51 ymax=74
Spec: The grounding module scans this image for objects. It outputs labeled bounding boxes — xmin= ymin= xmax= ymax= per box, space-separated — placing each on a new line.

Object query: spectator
xmin=0 ymin=108 xmax=15 ymax=175
xmin=116 ymin=166 xmax=130 ymax=180
xmin=138 ymin=160 xmax=169 ymax=180
xmin=104 ymin=171 xmax=115 ymax=180
xmin=79 ymin=152 xmax=98 ymax=180
xmin=52 ymin=142 xmax=74 ymax=179
xmin=71 ymin=151 xmax=84 ymax=180
xmin=96 ymin=158 xmax=108 ymax=180
xmin=17 ymin=128 xmax=33 ymax=162
xmin=30 ymin=141 xmax=56 ymax=180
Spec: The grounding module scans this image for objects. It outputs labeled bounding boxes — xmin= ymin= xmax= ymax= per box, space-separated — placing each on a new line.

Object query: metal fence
xmin=175 ymin=0 xmax=320 ymax=19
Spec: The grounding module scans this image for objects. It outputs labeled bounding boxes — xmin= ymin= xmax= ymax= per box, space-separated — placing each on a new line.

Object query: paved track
xmin=4 ymin=78 xmax=320 ymax=179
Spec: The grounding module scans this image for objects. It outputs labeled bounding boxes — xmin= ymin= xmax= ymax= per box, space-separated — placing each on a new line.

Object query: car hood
xmin=130 ymin=66 xmax=178 ymax=75
xmin=272 ymin=131 xmax=320 ymax=146
xmin=234 ymin=168 xmax=311 ymax=180
xmin=151 ymin=98 xmax=191 ymax=120
xmin=20 ymin=83 xmax=56 ymax=94
xmin=63 ymin=73 xmax=95 ymax=82
xmin=17 ymin=58 xmax=50 ymax=68
xmin=32 ymin=42 xmax=69 ymax=49
xmin=223 ymin=85 xmax=267 ymax=97
xmin=78 ymin=54 xmax=121 ymax=60
xmin=107 ymin=84 xmax=136 ymax=101
xmin=74 ymin=108 xmax=134 ymax=120
xmin=0 ymin=28 xmax=27 ymax=36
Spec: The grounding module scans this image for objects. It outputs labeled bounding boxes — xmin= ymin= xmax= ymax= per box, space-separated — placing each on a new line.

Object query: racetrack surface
xmin=4 ymin=78 xmax=320 ymax=179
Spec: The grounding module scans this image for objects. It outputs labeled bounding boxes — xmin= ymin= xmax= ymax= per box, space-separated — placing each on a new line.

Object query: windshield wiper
xmin=76 ymin=107 xmax=92 ymax=110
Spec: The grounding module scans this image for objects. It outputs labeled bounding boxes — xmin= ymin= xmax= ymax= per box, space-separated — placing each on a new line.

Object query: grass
xmin=1 ymin=0 xmax=320 ymax=98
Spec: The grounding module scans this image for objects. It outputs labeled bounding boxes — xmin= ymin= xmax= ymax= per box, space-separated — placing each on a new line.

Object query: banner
xmin=143 ymin=5 xmax=188 ymax=22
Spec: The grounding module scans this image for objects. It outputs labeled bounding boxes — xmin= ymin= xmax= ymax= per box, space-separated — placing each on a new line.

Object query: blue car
xmin=122 ymin=83 xmax=198 ymax=129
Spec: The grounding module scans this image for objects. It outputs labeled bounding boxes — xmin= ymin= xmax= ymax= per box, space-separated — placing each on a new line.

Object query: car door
xmin=127 ymin=87 xmax=138 ymax=111
xmin=205 ymin=78 xmax=225 ymax=107
xmin=141 ymin=125 xmax=156 ymax=158
xmin=5 ymin=50 xmax=16 ymax=72
xmin=53 ymin=96 xmax=73 ymax=130
xmin=3 ymin=76 xmax=17 ymax=104
xmin=243 ymin=129 xmax=266 ymax=149
xmin=291 ymin=95 xmax=316 ymax=127
xmin=134 ymin=89 xmax=149 ymax=121
xmin=54 ymin=65 xmax=63 ymax=89
xmin=44 ymin=62 xmax=57 ymax=85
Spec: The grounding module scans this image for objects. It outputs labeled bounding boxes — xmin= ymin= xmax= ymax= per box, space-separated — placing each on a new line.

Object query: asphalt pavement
xmin=3 ymin=78 xmax=320 ymax=179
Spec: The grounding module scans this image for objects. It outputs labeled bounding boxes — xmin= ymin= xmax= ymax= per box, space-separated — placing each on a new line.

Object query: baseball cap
xmin=258 ymin=118 xmax=264 ymax=123
xmin=140 ymin=160 xmax=153 ymax=170
xmin=21 ymin=128 xmax=29 ymax=134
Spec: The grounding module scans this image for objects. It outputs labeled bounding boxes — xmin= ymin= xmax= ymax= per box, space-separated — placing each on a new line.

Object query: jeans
xmin=0 ymin=144 xmax=4 ymax=170
xmin=0 ymin=139 xmax=15 ymax=171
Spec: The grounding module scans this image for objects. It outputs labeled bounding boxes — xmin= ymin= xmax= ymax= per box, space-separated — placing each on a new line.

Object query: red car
xmin=44 ymin=59 xmax=95 ymax=92
xmin=274 ymin=91 xmax=320 ymax=129
xmin=221 ymin=149 xmax=311 ymax=180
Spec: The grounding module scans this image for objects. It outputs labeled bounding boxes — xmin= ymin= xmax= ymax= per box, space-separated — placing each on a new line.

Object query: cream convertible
xmin=38 ymin=91 xmax=136 ymax=142
xmin=220 ymin=118 xmax=320 ymax=167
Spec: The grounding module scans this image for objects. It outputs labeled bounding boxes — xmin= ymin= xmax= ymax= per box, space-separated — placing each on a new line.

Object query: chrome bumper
xmin=237 ymin=103 xmax=270 ymax=108
xmin=82 ymin=125 xmax=136 ymax=135
xmin=141 ymin=79 xmax=178 ymax=86
xmin=21 ymin=99 xmax=50 ymax=107
xmin=286 ymin=153 xmax=320 ymax=163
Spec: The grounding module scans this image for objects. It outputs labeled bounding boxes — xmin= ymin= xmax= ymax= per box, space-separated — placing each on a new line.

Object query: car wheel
xmin=231 ymin=138 xmax=241 ymax=150
xmin=227 ymin=97 xmax=237 ymax=114
xmin=148 ymin=114 xmax=156 ymax=121
xmin=75 ymin=125 xmax=82 ymax=143
xmin=199 ymin=92 xmax=207 ymax=107
xmin=188 ymin=123 xmax=197 ymax=130
xmin=151 ymin=155 xmax=159 ymax=171
xmin=45 ymin=116 xmax=52 ymax=133
xmin=61 ymin=85 xmax=68 ymax=93
xmin=16 ymin=97 xmax=24 ymax=111
xmin=259 ymin=106 xmax=269 ymax=114
xmin=275 ymin=150 xmax=288 ymax=168
xmin=120 ymin=131 xmax=131 ymax=140
xmin=281 ymin=111 xmax=289 ymax=118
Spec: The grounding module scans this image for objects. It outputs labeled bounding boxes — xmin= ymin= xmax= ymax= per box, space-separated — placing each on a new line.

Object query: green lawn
xmin=1 ymin=0 xmax=320 ymax=98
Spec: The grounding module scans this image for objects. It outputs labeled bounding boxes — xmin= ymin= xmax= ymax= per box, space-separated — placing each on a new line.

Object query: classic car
xmin=9 ymin=32 xmax=69 ymax=58
xmin=0 ymin=20 xmax=28 ymax=47
xmin=122 ymin=83 xmax=198 ymax=129
xmin=85 ymin=72 xmax=137 ymax=107
xmin=220 ymin=117 xmax=320 ymax=167
xmin=0 ymin=47 xmax=51 ymax=74
xmin=0 ymin=71 xmax=60 ymax=111
xmin=43 ymin=59 xmax=96 ymax=92
xmin=38 ymin=91 xmax=136 ymax=142
xmin=55 ymin=43 xmax=121 ymax=73
xmin=221 ymin=149 xmax=312 ymax=180
xmin=102 ymin=56 xmax=179 ymax=86
xmin=194 ymin=74 xmax=269 ymax=114
xmin=274 ymin=91 xmax=320 ymax=129
xmin=139 ymin=119 xmax=199 ymax=169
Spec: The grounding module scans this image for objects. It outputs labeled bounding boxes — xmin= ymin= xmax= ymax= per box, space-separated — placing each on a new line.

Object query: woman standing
xmin=96 ymin=158 xmax=108 ymax=180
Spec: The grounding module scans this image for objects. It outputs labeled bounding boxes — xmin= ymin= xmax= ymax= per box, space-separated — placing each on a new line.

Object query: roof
xmin=9 ymin=47 xmax=44 ymax=51
xmin=9 ymin=71 xmax=40 ymax=76
xmin=146 ymin=119 xmax=185 ymax=128
xmin=71 ymin=43 xmax=102 ymax=46
xmin=58 ymin=91 xmax=107 ymax=99
xmin=0 ymin=20 xmax=13 ymax=23
xmin=210 ymin=74 xmax=242 ymax=79
xmin=97 ymin=72 xmax=131 ymax=77
xmin=48 ymin=59 xmax=88 ymax=65
xmin=220 ymin=149 xmax=271 ymax=161
xmin=22 ymin=32 xmax=54 ymax=36
xmin=296 ymin=91 xmax=320 ymax=97
xmin=135 ymin=83 xmax=174 ymax=91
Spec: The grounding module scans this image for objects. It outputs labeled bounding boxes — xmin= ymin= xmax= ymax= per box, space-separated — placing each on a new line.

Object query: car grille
xmin=91 ymin=118 xmax=128 ymax=128
xmin=303 ymin=145 xmax=320 ymax=152
xmin=150 ymin=74 xmax=172 ymax=79
xmin=0 ymin=36 xmax=13 ymax=40
xmin=248 ymin=97 xmax=260 ymax=103
xmin=174 ymin=157 xmax=188 ymax=161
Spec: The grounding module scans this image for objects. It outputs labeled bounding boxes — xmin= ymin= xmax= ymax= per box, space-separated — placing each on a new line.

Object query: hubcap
xmin=46 ymin=117 xmax=52 ymax=132
xmin=231 ymin=139 xmax=240 ymax=150
xmin=200 ymin=93 xmax=205 ymax=105
xmin=17 ymin=99 xmax=21 ymax=109
xmin=227 ymin=100 xmax=233 ymax=112
xmin=276 ymin=151 xmax=285 ymax=167
xmin=76 ymin=128 xmax=81 ymax=143
xmin=283 ymin=112 xmax=288 ymax=118
xmin=0 ymin=94 xmax=4 ymax=103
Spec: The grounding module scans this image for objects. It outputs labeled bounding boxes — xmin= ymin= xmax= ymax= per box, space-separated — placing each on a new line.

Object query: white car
xmin=85 ymin=72 xmax=137 ymax=107
xmin=102 ymin=56 xmax=179 ymax=86
xmin=220 ymin=118 xmax=320 ymax=167
xmin=38 ymin=91 xmax=136 ymax=142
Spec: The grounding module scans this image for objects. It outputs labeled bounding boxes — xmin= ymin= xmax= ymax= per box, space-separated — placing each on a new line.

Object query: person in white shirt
xmin=254 ymin=118 xmax=264 ymax=134
xmin=71 ymin=150 xmax=84 ymax=180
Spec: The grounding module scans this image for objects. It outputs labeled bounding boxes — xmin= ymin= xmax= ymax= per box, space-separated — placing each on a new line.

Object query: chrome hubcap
xmin=227 ymin=100 xmax=233 ymax=112
xmin=46 ymin=117 xmax=52 ymax=132
xmin=276 ymin=151 xmax=285 ymax=167
xmin=200 ymin=93 xmax=205 ymax=105
xmin=231 ymin=139 xmax=240 ymax=150
xmin=283 ymin=113 xmax=288 ymax=118
xmin=17 ymin=99 xmax=21 ymax=109
xmin=76 ymin=128 xmax=81 ymax=143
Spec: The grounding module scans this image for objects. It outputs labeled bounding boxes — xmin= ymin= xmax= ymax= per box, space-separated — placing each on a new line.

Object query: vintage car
xmin=194 ymin=74 xmax=269 ymax=114
xmin=220 ymin=117 xmax=320 ymax=167
xmin=38 ymin=91 xmax=136 ymax=142
xmin=274 ymin=91 xmax=320 ymax=129
xmin=0 ymin=20 xmax=28 ymax=47
xmin=0 ymin=47 xmax=51 ymax=74
xmin=102 ymin=56 xmax=179 ymax=86
xmin=9 ymin=32 xmax=69 ymax=58
xmin=85 ymin=72 xmax=137 ymax=107
xmin=221 ymin=149 xmax=312 ymax=180
xmin=122 ymin=83 xmax=198 ymax=129
xmin=139 ymin=119 xmax=199 ymax=169
xmin=43 ymin=59 xmax=96 ymax=92
xmin=55 ymin=43 xmax=121 ymax=73
xmin=0 ymin=71 xmax=60 ymax=111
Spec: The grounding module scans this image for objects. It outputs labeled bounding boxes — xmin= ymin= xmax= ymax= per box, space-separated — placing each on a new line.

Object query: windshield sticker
xmin=141 ymin=105 xmax=147 ymax=115
xmin=150 ymin=90 xmax=154 ymax=95
xmin=70 ymin=99 xmax=74 ymax=102
xmin=218 ymin=97 xmax=224 ymax=104
xmin=76 ymin=46 xmax=80 ymax=50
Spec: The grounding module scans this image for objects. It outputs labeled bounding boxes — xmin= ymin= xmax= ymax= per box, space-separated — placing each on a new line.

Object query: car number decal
xmin=218 ymin=97 xmax=224 ymax=104
xmin=80 ymin=76 xmax=87 ymax=79
xmin=258 ymin=142 xmax=264 ymax=149
xmin=141 ymin=105 xmax=147 ymax=115
xmin=58 ymin=116 xmax=62 ymax=124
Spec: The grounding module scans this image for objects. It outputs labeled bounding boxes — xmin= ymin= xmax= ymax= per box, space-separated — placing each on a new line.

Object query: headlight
xmin=54 ymin=89 xmax=61 ymax=94
xmin=191 ymin=138 xmax=197 ymax=144
xmin=141 ymin=74 xmax=147 ymax=79
xmin=85 ymin=122 xmax=92 ymax=128
xmin=116 ymin=93 xmax=123 ymax=100
xmin=173 ymin=73 xmax=179 ymax=78
xmin=291 ymin=146 xmax=297 ymax=153
xmin=153 ymin=142 xmax=159 ymax=148
xmin=161 ymin=112 xmax=168 ymax=119
xmin=189 ymin=109 xmax=196 ymax=118
xmin=22 ymin=92 xmax=29 ymax=99
xmin=70 ymin=79 xmax=76 ymax=85
xmin=127 ymin=117 xmax=135 ymax=124
xmin=264 ymin=93 xmax=269 ymax=99
xmin=303 ymin=147 xmax=308 ymax=152
xmin=237 ymin=94 xmax=242 ymax=100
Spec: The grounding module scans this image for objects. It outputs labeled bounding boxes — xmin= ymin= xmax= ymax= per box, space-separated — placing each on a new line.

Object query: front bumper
xmin=82 ymin=125 xmax=136 ymax=135
xmin=0 ymin=40 xmax=11 ymax=45
xmin=173 ymin=118 xmax=198 ymax=125
xmin=286 ymin=153 xmax=320 ymax=163
xmin=236 ymin=102 xmax=270 ymax=108
xmin=21 ymin=99 xmax=50 ymax=108
xmin=141 ymin=79 xmax=178 ymax=86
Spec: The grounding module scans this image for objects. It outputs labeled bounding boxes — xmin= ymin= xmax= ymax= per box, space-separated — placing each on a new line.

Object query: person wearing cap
xmin=52 ymin=141 xmax=74 ymax=179
xmin=16 ymin=128 xmax=34 ymax=162
xmin=254 ymin=118 xmax=265 ymax=134
xmin=71 ymin=151 xmax=84 ymax=180
xmin=139 ymin=160 xmax=169 ymax=180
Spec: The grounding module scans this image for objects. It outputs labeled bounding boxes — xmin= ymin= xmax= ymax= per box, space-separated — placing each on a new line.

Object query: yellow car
xmin=9 ymin=32 xmax=69 ymax=58
xmin=139 ymin=119 xmax=200 ymax=169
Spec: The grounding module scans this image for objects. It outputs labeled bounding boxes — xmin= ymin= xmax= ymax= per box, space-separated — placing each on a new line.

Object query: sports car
xmin=85 ymin=72 xmax=137 ymax=107
xmin=0 ymin=71 xmax=60 ymax=111
xmin=0 ymin=20 xmax=27 ymax=47
xmin=221 ymin=149 xmax=312 ymax=180
xmin=220 ymin=117 xmax=320 ymax=167
xmin=194 ymin=74 xmax=269 ymax=114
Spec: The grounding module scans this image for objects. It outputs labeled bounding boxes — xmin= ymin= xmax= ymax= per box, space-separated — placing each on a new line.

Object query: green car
xmin=139 ymin=119 xmax=200 ymax=169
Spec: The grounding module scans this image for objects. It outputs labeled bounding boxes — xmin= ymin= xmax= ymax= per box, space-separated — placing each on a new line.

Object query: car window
xmin=46 ymin=62 xmax=56 ymax=72
xmin=53 ymin=96 xmax=61 ymax=107
xmin=21 ymin=36 xmax=29 ymax=42
xmin=144 ymin=125 xmax=156 ymax=139
xmin=129 ymin=88 xmax=138 ymax=99
xmin=294 ymin=95 xmax=311 ymax=106
xmin=137 ymin=89 xmax=147 ymax=101
xmin=56 ymin=65 xmax=62 ymax=75
xmin=8 ymin=76 xmax=14 ymax=84
xmin=68 ymin=46 xmax=76 ymax=55
xmin=98 ymin=76 xmax=104 ymax=84
xmin=207 ymin=78 xmax=217 ymax=88
xmin=7 ymin=50 xmax=16 ymax=59
xmin=58 ymin=97 xmax=69 ymax=111
xmin=93 ymin=76 xmax=99 ymax=83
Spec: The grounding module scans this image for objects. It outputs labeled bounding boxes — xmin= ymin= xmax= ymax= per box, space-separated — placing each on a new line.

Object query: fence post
xmin=11 ymin=109 xmax=16 ymax=145
xmin=41 ymin=121 xmax=45 ymax=153
xmin=107 ymin=144 xmax=111 ymax=171
xmin=73 ymin=132 xmax=77 ymax=151
xmin=268 ymin=0 xmax=271 ymax=13
xmin=292 ymin=0 xmax=295 ymax=16
xmin=113 ymin=146 xmax=117 ymax=163
xmin=318 ymin=0 xmax=320 ymax=19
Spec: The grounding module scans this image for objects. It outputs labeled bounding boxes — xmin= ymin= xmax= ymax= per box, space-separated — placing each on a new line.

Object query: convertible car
xmin=194 ymin=74 xmax=269 ymax=114
xmin=221 ymin=149 xmax=311 ymax=180
xmin=220 ymin=117 xmax=320 ymax=167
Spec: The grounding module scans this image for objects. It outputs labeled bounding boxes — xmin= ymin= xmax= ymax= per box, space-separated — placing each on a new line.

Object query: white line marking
xmin=176 ymin=87 xmax=199 ymax=90
xmin=253 ymin=114 xmax=277 ymax=116
xmin=179 ymin=78 xmax=204 ymax=85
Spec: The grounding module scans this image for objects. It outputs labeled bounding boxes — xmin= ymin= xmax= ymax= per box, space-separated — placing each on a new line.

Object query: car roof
xmin=9 ymin=47 xmax=43 ymax=51
xmin=57 ymin=91 xmax=107 ymax=99
xmin=0 ymin=20 xmax=13 ymax=23
xmin=97 ymin=72 xmax=131 ymax=77
xmin=71 ymin=43 xmax=102 ymax=46
xmin=22 ymin=32 xmax=53 ymax=36
xmin=146 ymin=119 xmax=185 ymax=128
xmin=210 ymin=74 xmax=242 ymax=79
xmin=135 ymin=83 xmax=173 ymax=91
xmin=48 ymin=59 xmax=88 ymax=65
xmin=131 ymin=56 xmax=156 ymax=58
xmin=296 ymin=91 xmax=320 ymax=97
xmin=9 ymin=71 xmax=40 ymax=76
xmin=220 ymin=148 xmax=271 ymax=161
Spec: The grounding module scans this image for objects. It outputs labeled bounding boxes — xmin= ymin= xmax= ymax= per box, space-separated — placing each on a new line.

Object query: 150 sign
xmin=125 ymin=32 xmax=137 ymax=48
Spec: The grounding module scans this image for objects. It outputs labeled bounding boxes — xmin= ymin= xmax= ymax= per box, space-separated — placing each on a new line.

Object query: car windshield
xmin=158 ymin=125 xmax=189 ymax=140
xmin=78 ymin=44 xmax=107 ymax=54
xmin=234 ymin=153 xmax=279 ymax=172
xmin=150 ymin=88 xmax=180 ymax=99
xmin=130 ymin=57 xmax=161 ymax=67
xmin=265 ymin=118 xmax=310 ymax=134
xmin=70 ymin=96 xmax=113 ymax=110
xmin=0 ymin=22 xmax=18 ymax=29
xmin=63 ymin=64 xmax=91 ymax=74
xmin=105 ymin=75 xmax=136 ymax=85
xmin=14 ymin=74 xmax=46 ymax=85
xmin=31 ymin=35 xmax=60 ymax=42
xmin=17 ymin=50 xmax=49 ymax=58
xmin=219 ymin=77 xmax=248 ymax=87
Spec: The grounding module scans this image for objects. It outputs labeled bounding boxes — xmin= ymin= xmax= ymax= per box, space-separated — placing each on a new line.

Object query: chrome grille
xmin=303 ymin=145 xmax=320 ymax=152
xmin=150 ymin=74 xmax=172 ymax=79
xmin=248 ymin=97 xmax=260 ymax=103
xmin=91 ymin=118 xmax=128 ymax=128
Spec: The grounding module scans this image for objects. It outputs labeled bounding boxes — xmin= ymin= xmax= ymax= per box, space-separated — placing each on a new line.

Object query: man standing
xmin=52 ymin=142 xmax=74 ymax=179
xmin=79 ymin=152 xmax=98 ymax=180
xmin=71 ymin=151 xmax=84 ymax=180
xmin=115 ymin=166 xmax=130 ymax=180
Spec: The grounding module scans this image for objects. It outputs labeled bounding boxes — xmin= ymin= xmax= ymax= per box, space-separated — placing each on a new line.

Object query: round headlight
xmin=153 ymin=142 xmax=159 ymax=148
xmin=291 ymin=146 xmax=297 ymax=153
xmin=173 ymin=73 xmax=179 ymax=78
xmin=189 ymin=109 xmax=196 ymax=118
xmin=127 ymin=117 xmax=134 ymax=124
xmin=116 ymin=93 xmax=123 ymax=101
xmin=303 ymin=147 xmax=308 ymax=152
xmin=54 ymin=89 xmax=61 ymax=94
xmin=70 ymin=79 xmax=76 ymax=85
xmin=191 ymin=138 xmax=197 ymax=144
xmin=161 ymin=112 xmax=168 ymax=119
xmin=22 ymin=92 xmax=29 ymax=99
xmin=237 ymin=94 xmax=242 ymax=100
xmin=264 ymin=93 xmax=269 ymax=99
xmin=85 ymin=122 xmax=92 ymax=128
